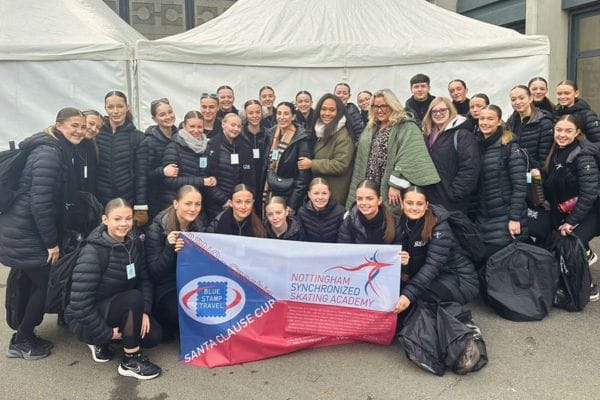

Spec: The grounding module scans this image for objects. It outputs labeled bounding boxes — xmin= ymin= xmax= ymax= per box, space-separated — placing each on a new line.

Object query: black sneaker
xmin=88 ymin=344 xmax=114 ymax=363
xmin=32 ymin=334 xmax=54 ymax=352
xmin=118 ymin=353 xmax=161 ymax=380
xmin=6 ymin=335 xmax=50 ymax=360
xmin=587 ymin=249 xmax=598 ymax=266
xmin=590 ymin=284 xmax=599 ymax=302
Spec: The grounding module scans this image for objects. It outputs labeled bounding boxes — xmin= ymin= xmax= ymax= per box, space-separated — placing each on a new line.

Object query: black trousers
xmin=16 ymin=266 xmax=50 ymax=340
xmin=101 ymin=289 xmax=162 ymax=349
xmin=153 ymin=291 xmax=179 ymax=337
xmin=529 ymin=206 xmax=598 ymax=249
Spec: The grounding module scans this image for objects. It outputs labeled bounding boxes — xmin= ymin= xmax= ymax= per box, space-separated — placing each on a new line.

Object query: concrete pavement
xmin=1 ymin=240 xmax=600 ymax=400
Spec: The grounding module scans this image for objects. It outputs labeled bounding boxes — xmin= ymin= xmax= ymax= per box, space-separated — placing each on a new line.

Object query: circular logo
xmin=179 ymin=275 xmax=246 ymax=325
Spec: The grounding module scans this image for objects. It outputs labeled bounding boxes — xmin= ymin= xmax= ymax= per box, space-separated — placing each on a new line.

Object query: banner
xmin=177 ymin=232 xmax=401 ymax=368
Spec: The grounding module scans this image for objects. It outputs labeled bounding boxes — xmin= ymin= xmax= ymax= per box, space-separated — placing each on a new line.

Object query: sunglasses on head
xmin=201 ymin=92 xmax=218 ymax=100
xmin=150 ymin=98 xmax=169 ymax=107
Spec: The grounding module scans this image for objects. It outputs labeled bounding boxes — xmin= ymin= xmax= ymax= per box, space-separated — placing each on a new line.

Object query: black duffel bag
xmin=482 ymin=241 xmax=559 ymax=321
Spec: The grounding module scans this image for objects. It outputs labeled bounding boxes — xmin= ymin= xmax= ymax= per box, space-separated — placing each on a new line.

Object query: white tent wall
xmin=0 ymin=60 xmax=130 ymax=149
xmin=0 ymin=0 xmax=144 ymax=149
xmin=136 ymin=55 xmax=548 ymax=130
xmin=135 ymin=0 xmax=550 ymax=129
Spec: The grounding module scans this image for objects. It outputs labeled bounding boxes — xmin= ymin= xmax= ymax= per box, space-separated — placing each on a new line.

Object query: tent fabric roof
xmin=0 ymin=0 xmax=144 ymax=61
xmin=136 ymin=0 xmax=549 ymax=67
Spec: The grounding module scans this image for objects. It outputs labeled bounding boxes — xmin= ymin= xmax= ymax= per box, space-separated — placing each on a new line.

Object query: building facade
xmin=430 ymin=0 xmax=600 ymax=113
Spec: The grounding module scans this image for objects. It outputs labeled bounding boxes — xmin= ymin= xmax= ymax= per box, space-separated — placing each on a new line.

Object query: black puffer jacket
xmin=0 ymin=132 xmax=75 ymax=269
xmin=265 ymin=124 xmax=313 ymax=210
xmin=204 ymin=119 xmax=223 ymax=139
xmin=294 ymin=109 xmax=316 ymax=131
xmin=346 ymin=103 xmax=364 ymax=142
xmin=206 ymin=208 xmax=260 ymax=237
xmin=405 ymin=94 xmax=435 ymax=126
xmin=556 ymin=99 xmax=600 ymax=143
xmin=425 ymin=116 xmax=480 ymax=212
xmin=399 ymin=205 xmax=479 ymax=305
xmin=141 ymin=125 xmax=176 ymax=218
xmin=534 ymin=98 xmax=555 ymax=114
xmin=204 ymin=133 xmax=255 ymax=218
xmin=543 ymin=140 xmax=599 ymax=226
xmin=297 ymin=198 xmax=345 ymax=243
xmin=241 ymin=124 xmax=271 ymax=198
xmin=453 ymin=99 xmax=470 ymax=116
xmin=96 ymin=119 xmax=146 ymax=206
xmin=73 ymin=138 xmax=98 ymax=196
xmin=145 ymin=209 xmax=204 ymax=305
xmin=161 ymin=132 xmax=209 ymax=203
xmin=64 ymin=225 xmax=151 ymax=345
xmin=266 ymin=216 xmax=305 ymax=240
xmin=337 ymin=205 xmax=402 ymax=244
xmin=476 ymin=128 xmax=528 ymax=247
xmin=216 ymin=106 xmax=239 ymax=121
xmin=506 ymin=109 xmax=554 ymax=169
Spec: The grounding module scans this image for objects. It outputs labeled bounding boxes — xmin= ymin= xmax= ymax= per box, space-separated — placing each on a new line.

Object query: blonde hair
xmin=422 ymin=97 xmax=457 ymax=135
xmin=222 ymin=112 xmax=242 ymax=125
xmin=367 ymin=89 xmax=410 ymax=128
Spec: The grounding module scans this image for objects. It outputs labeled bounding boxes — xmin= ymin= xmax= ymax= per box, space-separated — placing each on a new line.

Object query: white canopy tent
xmin=0 ymin=0 xmax=144 ymax=149
xmin=135 ymin=0 xmax=550 ymax=129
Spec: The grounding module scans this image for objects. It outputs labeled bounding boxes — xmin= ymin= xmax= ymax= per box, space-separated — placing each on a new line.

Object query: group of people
xmin=1 ymin=74 xmax=599 ymax=380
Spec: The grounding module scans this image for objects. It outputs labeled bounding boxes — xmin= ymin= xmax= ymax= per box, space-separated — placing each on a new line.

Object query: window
xmin=569 ymin=7 xmax=600 ymax=113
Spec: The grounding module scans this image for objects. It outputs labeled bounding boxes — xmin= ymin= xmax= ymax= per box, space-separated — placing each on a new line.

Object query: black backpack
xmin=45 ymin=242 xmax=109 ymax=314
xmin=445 ymin=210 xmax=486 ymax=264
xmin=0 ymin=145 xmax=30 ymax=214
xmin=546 ymin=232 xmax=591 ymax=312
xmin=482 ymin=241 xmax=559 ymax=321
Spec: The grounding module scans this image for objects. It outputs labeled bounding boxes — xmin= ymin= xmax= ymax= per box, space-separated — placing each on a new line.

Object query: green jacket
xmin=311 ymin=126 xmax=355 ymax=206
xmin=346 ymin=118 xmax=440 ymax=210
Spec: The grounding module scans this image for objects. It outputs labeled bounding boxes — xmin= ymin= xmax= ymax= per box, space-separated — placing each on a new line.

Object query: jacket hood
xmin=267 ymin=216 xmax=303 ymax=239
xmin=557 ymin=98 xmax=592 ymax=115
xmin=86 ymin=224 xmax=136 ymax=250
xmin=18 ymin=131 xmax=59 ymax=151
xmin=145 ymin=124 xmax=176 ymax=143
xmin=443 ymin=115 xmax=468 ymax=132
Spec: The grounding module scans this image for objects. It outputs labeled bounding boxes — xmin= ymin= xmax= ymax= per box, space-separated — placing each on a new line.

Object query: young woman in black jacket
xmin=65 ymin=198 xmax=162 ymax=380
xmin=259 ymin=86 xmax=276 ymax=129
xmin=204 ymin=113 xmax=255 ymax=219
xmin=394 ymin=186 xmax=479 ymax=314
xmin=264 ymin=196 xmax=305 ymax=240
xmin=506 ymin=85 xmax=554 ymax=170
xmin=476 ymin=105 xmax=528 ymax=257
xmin=74 ymin=109 xmax=102 ymax=196
xmin=338 ymin=180 xmax=401 ymax=244
xmin=241 ymin=100 xmax=271 ymax=212
xmin=297 ymin=178 xmax=345 ymax=243
xmin=422 ymin=97 xmax=480 ymax=212
xmin=294 ymin=90 xmax=315 ymax=130
xmin=162 ymin=111 xmax=217 ymax=208
xmin=462 ymin=93 xmax=489 ymax=135
xmin=541 ymin=115 xmax=600 ymax=262
xmin=141 ymin=98 xmax=177 ymax=219
xmin=96 ymin=91 xmax=148 ymax=226
xmin=206 ymin=184 xmax=267 ymax=237
xmin=334 ymin=83 xmax=364 ymax=142
xmin=529 ymin=77 xmax=555 ymax=114
xmin=145 ymin=185 xmax=204 ymax=338
xmin=394 ymin=186 xmax=481 ymax=374
xmin=216 ymin=85 xmax=239 ymax=119
xmin=555 ymin=80 xmax=600 ymax=143
xmin=0 ymin=108 xmax=85 ymax=360
xmin=263 ymin=102 xmax=312 ymax=214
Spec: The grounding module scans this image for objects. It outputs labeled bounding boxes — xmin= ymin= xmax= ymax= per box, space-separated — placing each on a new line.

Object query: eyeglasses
xmin=233 ymin=199 xmax=254 ymax=206
xmin=201 ymin=92 xmax=218 ymax=100
xmin=372 ymin=104 xmax=389 ymax=111
xmin=150 ymin=98 xmax=169 ymax=107
xmin=431 ymin=108 xmax=449 ymax=115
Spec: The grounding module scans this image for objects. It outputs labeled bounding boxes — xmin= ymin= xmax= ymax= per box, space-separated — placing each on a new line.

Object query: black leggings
xmin=103 ymin=290 xmax=162 ymax=349
xmin=530 ymin=207 xmax=598 ymax=249
xmin=17 ymin=266 xmax=50 ymax=340
xmin=154 ymin=291 xmax=179 ymax=335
